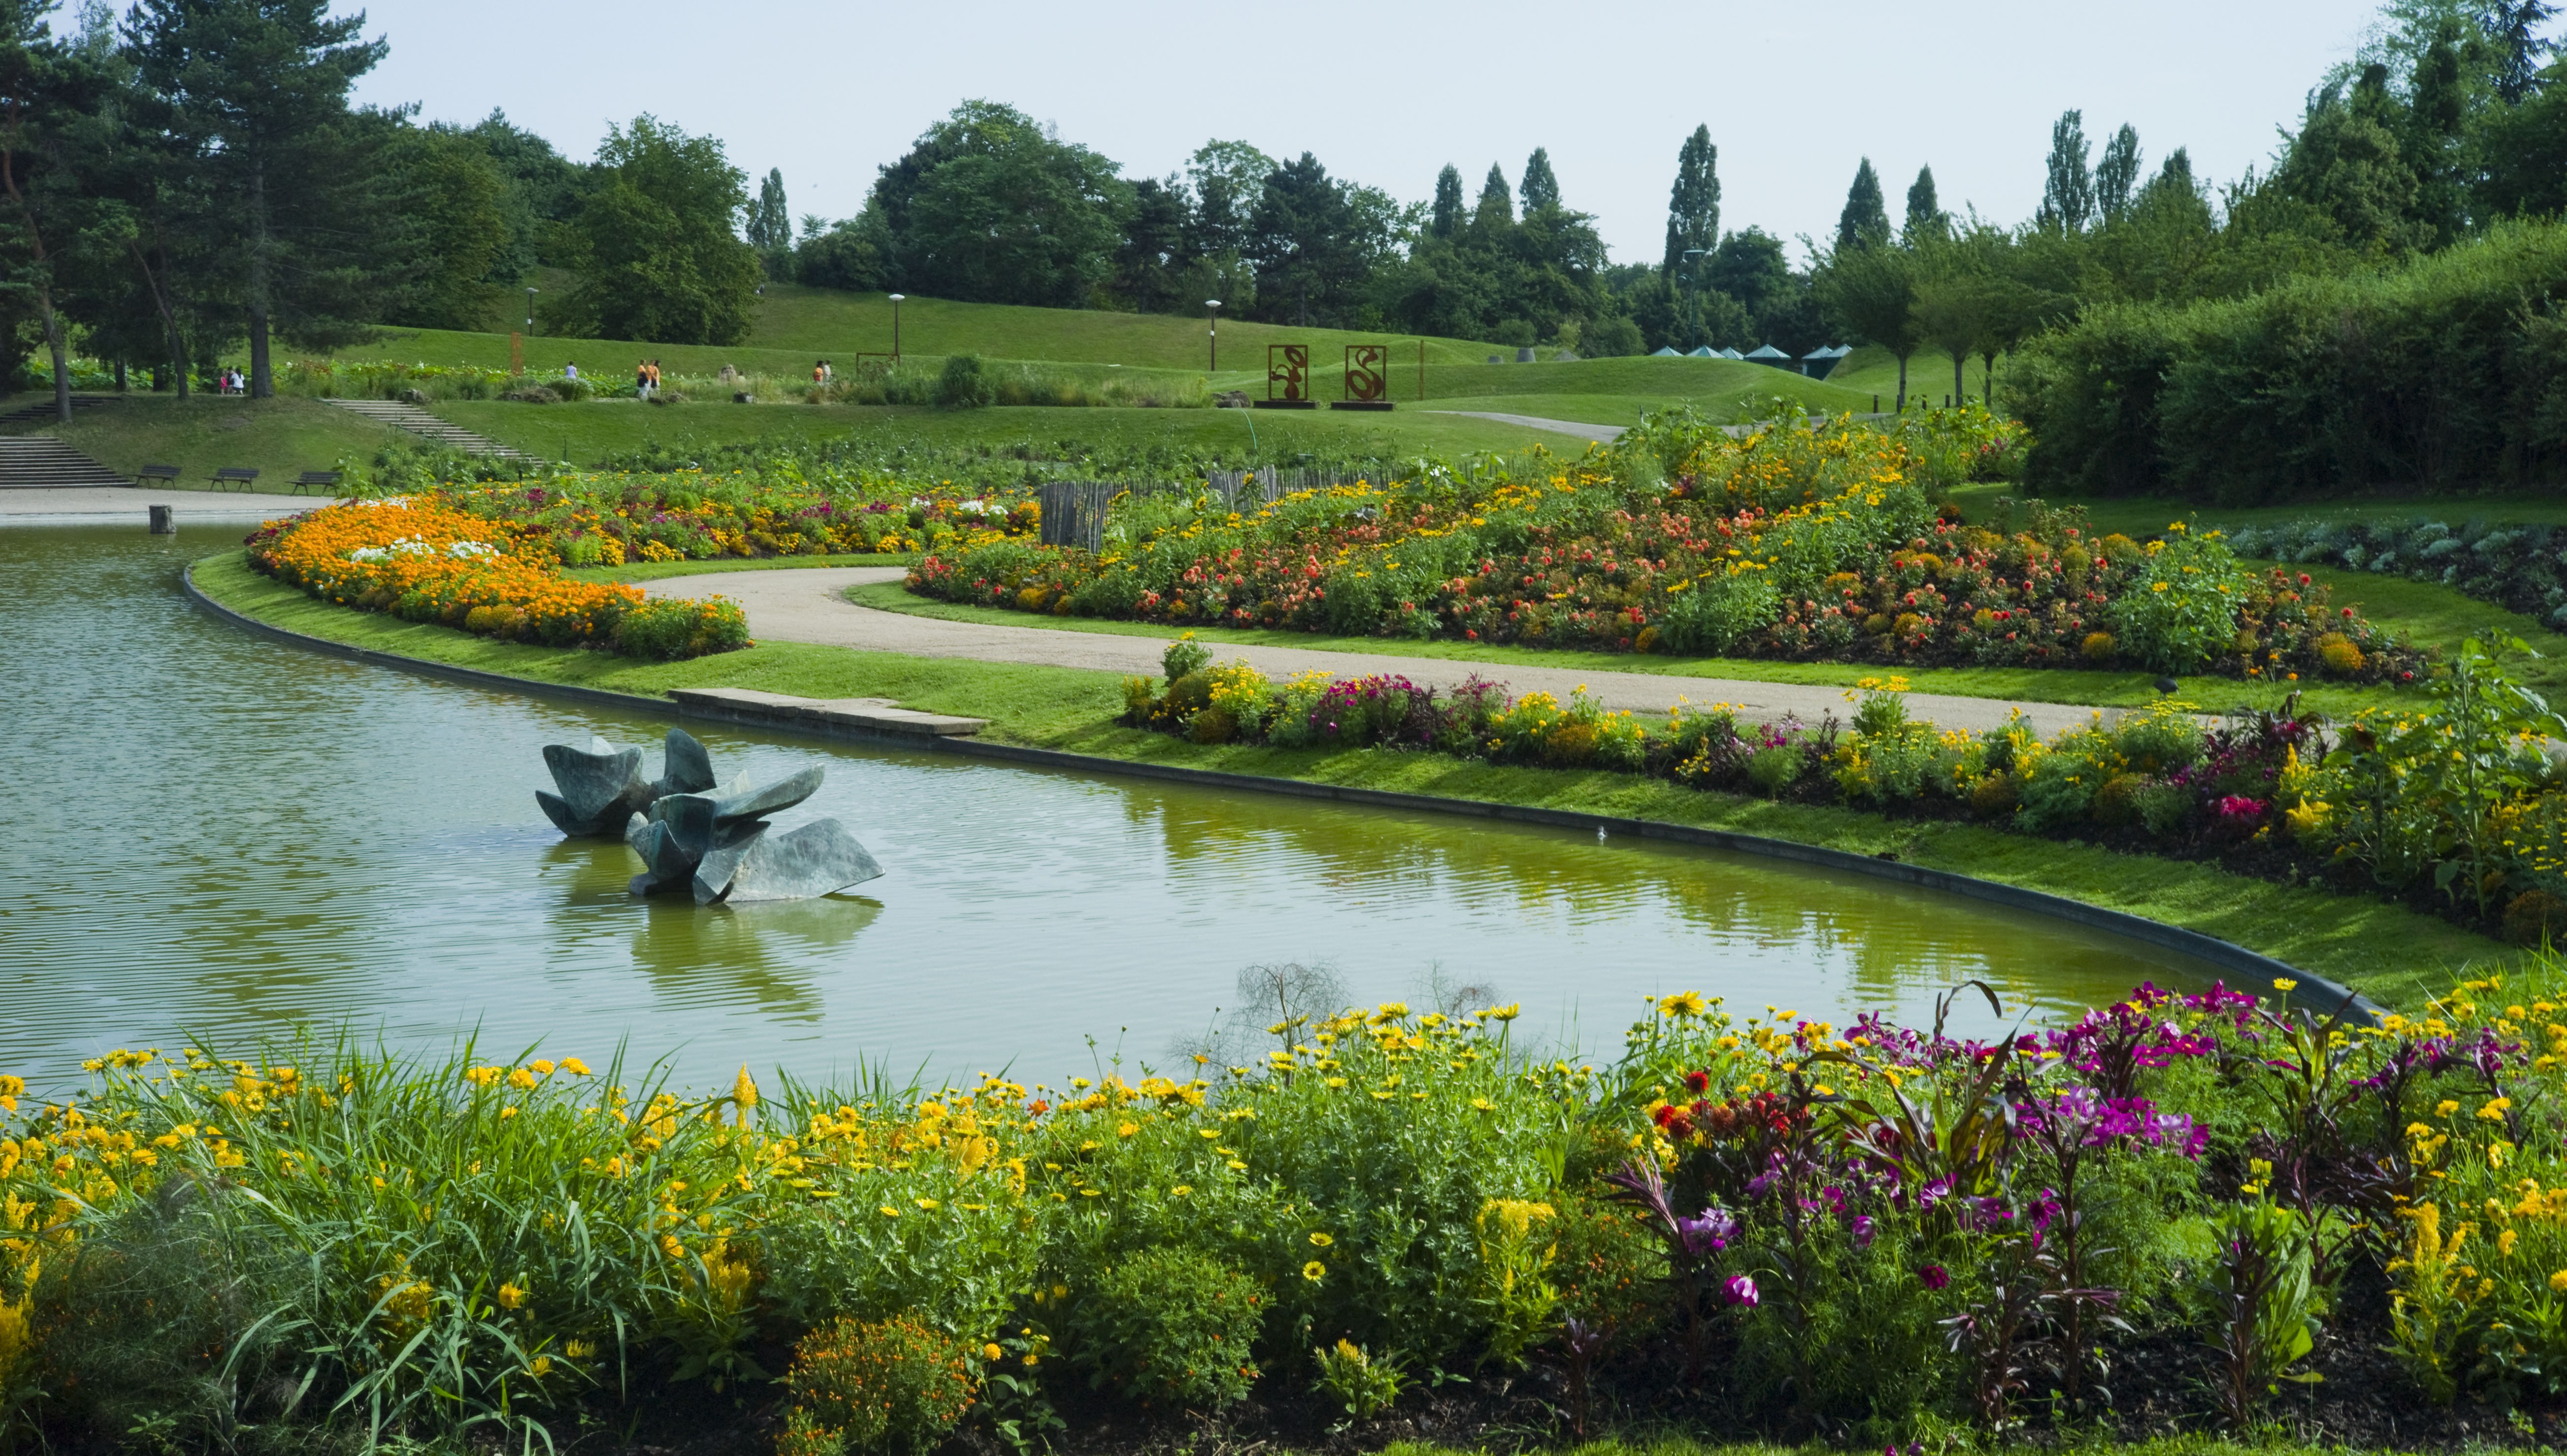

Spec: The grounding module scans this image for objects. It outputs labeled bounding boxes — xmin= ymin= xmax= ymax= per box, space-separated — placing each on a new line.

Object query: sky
xmin=330 ymin=0 xmax=2410 ymax=264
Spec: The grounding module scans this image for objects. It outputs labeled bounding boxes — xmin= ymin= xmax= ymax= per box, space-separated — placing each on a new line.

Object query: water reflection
xmin=0 ymin=524 xmax=2225 ymax=1094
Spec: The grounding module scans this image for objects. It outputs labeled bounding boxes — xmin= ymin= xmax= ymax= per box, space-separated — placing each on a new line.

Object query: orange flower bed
xmin=247 ymin=498 xmax=749 ymax=659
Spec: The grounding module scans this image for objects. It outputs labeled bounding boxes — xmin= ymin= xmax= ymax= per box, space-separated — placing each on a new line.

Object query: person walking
xmin=635 ymin=358 xmax=650 ymax=399
xmin=563 ymin=361 xmax=579 ymax=382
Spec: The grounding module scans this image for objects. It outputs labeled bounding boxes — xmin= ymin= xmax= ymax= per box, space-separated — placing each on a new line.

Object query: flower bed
xmin=5 ymin=965 xmax=2564 ymax=1451
xmin=1128 ymin=630 xmax=2567 ymax=945
xmin=909 ymin=413 xmax=2423 ymax=683
xmin=246 ymin=498 xmax=747 ymax=658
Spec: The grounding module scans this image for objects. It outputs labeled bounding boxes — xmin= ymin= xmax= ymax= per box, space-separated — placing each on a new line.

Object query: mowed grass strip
xmin=192 ymin=548 xmax=2507 ymax=1004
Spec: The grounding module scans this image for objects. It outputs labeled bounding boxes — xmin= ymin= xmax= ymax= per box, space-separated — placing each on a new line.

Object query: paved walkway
xmin=0 ymin=485 xmax=324 ymax=526
xmin=1425 ymin=410 xmax=1627 ymax=443
xmin=650 ymin=566 xmax=2141 ymax=736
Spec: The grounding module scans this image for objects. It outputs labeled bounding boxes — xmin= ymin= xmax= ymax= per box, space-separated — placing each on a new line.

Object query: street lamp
xmin=525 ymin=286 xmax=539 ymax=335
xmin=1205 ymin=299 xmax=1221 ymax=372
xmin=887 ymin=293 xmax=904 ymax=362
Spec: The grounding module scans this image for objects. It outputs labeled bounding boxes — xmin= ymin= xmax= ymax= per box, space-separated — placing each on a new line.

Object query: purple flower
xmin=1918 ymin=1264 xmax=1950 ymax=1290
xmin=1722 ymin=1275 xmax=1760 ymax=1307
xmin=1850 ymin=1215 xmax=1876 ymax=1249
xmin=1676 ymin=1207 xmax=1739 ymax=1257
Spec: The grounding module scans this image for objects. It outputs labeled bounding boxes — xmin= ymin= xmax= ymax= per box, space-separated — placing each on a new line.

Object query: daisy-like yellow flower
xmin=1302 ymin=1261 xmax=1326 ymax=1282
xmin=1310 ymin=1231 xmax=1334 ymax=1247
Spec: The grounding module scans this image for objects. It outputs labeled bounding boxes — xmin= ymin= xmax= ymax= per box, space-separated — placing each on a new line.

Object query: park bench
xmin=291 ymin=470 xmax=342 ymax=495
xmin=136 ymin=463 xmax=181 ymax=484
xmin=209 ymin=466 xmax=260 ymax=491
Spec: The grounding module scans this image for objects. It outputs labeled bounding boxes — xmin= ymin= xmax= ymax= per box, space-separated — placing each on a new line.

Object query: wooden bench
xmin=209 ymin=466 xmax=260 ymax=491
xmin=136 ymin=463 xmax=181 ymax=484
xmin=290 ymin=470 xmax=342 ymax=495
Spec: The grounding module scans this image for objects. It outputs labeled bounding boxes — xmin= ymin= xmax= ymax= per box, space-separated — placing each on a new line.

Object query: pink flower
xmin=1918 ymin=1264 xmax=1950 ymax=1290
xmin=1722 ymin=1275 xmax=1759 ymax=1307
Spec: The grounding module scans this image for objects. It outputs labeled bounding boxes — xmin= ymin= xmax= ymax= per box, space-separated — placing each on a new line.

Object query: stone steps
xmin=321 ymin=397 xmax=539 ymax=460
xmin=0 ymin=394 xmax=118 ymax=430
xmin=0 ymin=435 xmax=129 ymax=488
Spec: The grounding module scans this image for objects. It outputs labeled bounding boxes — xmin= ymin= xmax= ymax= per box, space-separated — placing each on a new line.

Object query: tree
xmin=1248 ymin=152 xmax=1369 ymax=326
xmin=2487 ymin=0 xmax=2561 ymax=102
xmin=1518 ymin=146 xmax=1560 ymax=213
xmin=1428 ymin=163 xmax=1463 ymax=239
xmin=0 ymin=0 xmax=109 ymax=418
xmin=1902 ymin=164 xmax=1945 ymax=247
xmin=1473 ymin=162 xmax=1512 ymax=232
xmin=379 ymin=124 xmax=509 ymax=330
xmin=2480 ymin=56 xmax=2567 ymax=215
xmin=1110 ymin=175 xmax=1187 ymax=313
xmin=746 ymin=166 xmax=790 ymax=276
xmin=1815 ymin=240 xmax=1920 ymax=409
xmin=1185 ymin=138 xmax=1271 ymax=259
xmin=558 ymin=115 xmax=762 ymax=343
xmin=2037 ymin=109 xmax=2095 ymax=232
xmin=2268 ymin=65 xmax=2428 ymax=254
xmin=1835 ymin=158 xmax=1888 ymax=252
xmin=1661 ymin=125 xmax=1718 ymax=275
xmin=457 ymin=109 xmax=579 ymax=275
xmin=854 ymin=100 xmax=1129 ymax=307
xmin=2094 ymin=123 xmax=2141 ymax=222
xmin=123 ymin=0 xmax=390 ymax=397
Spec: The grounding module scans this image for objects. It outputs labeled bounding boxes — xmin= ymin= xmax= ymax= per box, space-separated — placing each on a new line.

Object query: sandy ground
xmin=649 ymin=566 xmax=2146 ymax=737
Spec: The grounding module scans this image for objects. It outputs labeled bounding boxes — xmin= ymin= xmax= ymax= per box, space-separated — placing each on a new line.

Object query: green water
xmin=0 ymin=524 xmax=2228 ymax=1093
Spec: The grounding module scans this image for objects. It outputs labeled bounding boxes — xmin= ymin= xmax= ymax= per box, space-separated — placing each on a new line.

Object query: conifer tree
xmin=1834 ymin=157 xmax=1888 ymax=252
xmin=1517 ymin=146 xmax=1559 ymax=213
xmin=1902 ymin=165 xmax=1945 ymax=246
xmin=2487 ymin=0 xmax=2561 ymax=103
xmin=2094 ymin=124 xmax=2141 ymax=223
xmin=2037 ymin=109 xmax=2095 ymax=232
xmin=1473 ymin=162 xmax=1512 ymax=231
xmin=1428 ymin=163 xmax=1463 ymax=238
xmin=1661 ymin=125 xmax=1718 ymax=275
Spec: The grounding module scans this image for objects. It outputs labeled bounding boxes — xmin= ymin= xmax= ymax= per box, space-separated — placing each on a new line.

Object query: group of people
xmin=213 ymin=366 xmax=246 ymax=395
xmin=811 ymin=359 xmax=833 ymax=384
xmin=634 ymin=359 xmax=664 ymax=399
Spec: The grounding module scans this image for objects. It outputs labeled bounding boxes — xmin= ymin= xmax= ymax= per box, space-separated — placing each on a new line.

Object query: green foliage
xmin=862 ymin=101 xmax=1129 ymax=310
xmin=610 ymin=594 xmax=750 ymax=660
xmin=2201 ymin=1200 xmax=2323 ymax=1426
xmin=1074 ymin=1249 xmax=1264 ymax=1409
xmin=937 ymin=353 xmax=993 ymax=410
xmin=2107 ymin=527 xmax=2256 ymax=673
xmin=557 ymin=116 xmax=763 ymax=346
xmin=1311 ymin=1339 xmax=1404 ymax=1419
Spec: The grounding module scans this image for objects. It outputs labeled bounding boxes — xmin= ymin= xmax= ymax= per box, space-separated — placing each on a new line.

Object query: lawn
xmin=192 ymin=547 xmax=2508 ymax=1006
xmin=15 ymin=391 xmax=409 ymax=487
xmin=436 ymin=398 xmax=1577 ymax=466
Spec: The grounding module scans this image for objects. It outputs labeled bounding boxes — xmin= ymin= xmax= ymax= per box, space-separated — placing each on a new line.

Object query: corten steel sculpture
xmin=1257 ymin=344 xmax=1316 ymax=409
xmin=536 ymin=728 xmax=883 ymax=904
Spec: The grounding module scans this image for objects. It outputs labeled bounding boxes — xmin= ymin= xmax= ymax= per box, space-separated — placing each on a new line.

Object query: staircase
xmin=322 ymin=397 xmax=540 ymax=461
xmin=0 ymin=435 xmax=130 ymax=488
xmin=0 ymin=394 xmax=119 ymax=429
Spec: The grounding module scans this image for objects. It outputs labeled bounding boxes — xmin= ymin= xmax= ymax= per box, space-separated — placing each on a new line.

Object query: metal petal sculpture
xmin=537 ymin=728 xmax=882 ymax=904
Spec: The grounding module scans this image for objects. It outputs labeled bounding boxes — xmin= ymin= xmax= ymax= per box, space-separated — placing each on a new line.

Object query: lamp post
xmin=525 ymin=286 xmax=539 ymax=335
xmin=887 ymin=293 xmax=904 ymax=362
xmin=1205 ymin=299 xmax=1221 ymax=372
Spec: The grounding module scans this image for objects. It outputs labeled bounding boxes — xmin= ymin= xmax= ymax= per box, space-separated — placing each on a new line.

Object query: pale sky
xmin=336 ymin=0 xmax=2405 ymax=264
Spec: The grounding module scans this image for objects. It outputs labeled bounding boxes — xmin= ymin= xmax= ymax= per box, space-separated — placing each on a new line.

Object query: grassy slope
xmin=192 ymin=548 xmax=2507 ymax=1005
xmin=438 ymin=399 xmax=1574 ymax=466
xmin=1827 ymin=342 xmax=1981 ymax=407
xmin=22 ymin=393 xmax=410 ymax=487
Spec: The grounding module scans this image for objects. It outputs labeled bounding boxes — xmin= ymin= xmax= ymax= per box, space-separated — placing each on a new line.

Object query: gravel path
xmin=651 ymin=567 xmax=2141 ymax=736
xmin=1423 ymin=411 xmax=1627 ymax=443
xmin=0 ymin=485 xmax=323 ymax=526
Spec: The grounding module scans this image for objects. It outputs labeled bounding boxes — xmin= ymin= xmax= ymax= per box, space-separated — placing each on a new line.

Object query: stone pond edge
xmin=182 ymin=561 xmax=2384 ymax=1023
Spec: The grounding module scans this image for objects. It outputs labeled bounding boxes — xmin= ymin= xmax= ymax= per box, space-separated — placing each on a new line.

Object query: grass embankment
xmin=191 ymin=548 xmax=2507 ymax=1005
xmin=14 ymin=392 xmax=407 ymax=487
xmin=436 ymin=398 xmax=1567 ymax=466
xmin=843 ymin=582 xmax=2410 ymax=718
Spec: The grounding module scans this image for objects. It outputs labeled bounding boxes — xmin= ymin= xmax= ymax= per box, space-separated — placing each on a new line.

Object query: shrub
xmin=2081 ymin=630 xmax=2118 ymax=663
xmin=2315 ymin=631 xmax=2366 ymax=677
xmin=2107 ymin=527 xmax=2254 ymax=674
xmin=782 ymin=1317 xmax=982 ymax=1455
xmin=1746 ymin=744 xmax=1803 ymax=796
xmin=1075 ymin=1247 xmax=1263 ymax=1409
xmin=939 ymin=354 xmax=993 ymax=409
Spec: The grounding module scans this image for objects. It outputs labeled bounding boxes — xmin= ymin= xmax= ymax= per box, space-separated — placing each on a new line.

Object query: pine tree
xmin=1834 ymin=158 xmax=1888 ymax=252
xmin=2487 ymin=0 xmax=2561 ymax=104
xmin=1473 ymin=162 xmax=1512 ymax=231
xmin=2094 ymin=124 xmax=2141 ymax=223
xmin=1902 ymin=165 xmax=1945 ymax=246
xmin=2037 ymin=109 xmax=2095 ymax=232
xmin=1428 ymin=163 xmax=1463 ymax=238
xmin=1517 ymin=146 xmax=1560 ymax=213
xmin=1661 ymin=125 xmax=1718 ymax=276
xmin=123 ymin=0 xmax=388 ymax=396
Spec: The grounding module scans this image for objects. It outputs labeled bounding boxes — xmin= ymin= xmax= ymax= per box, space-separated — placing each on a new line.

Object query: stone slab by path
xmin=649 ymin=566 xmax=2150 ymax=737
xmin=0 ymin=485 xmax=324 ymax=525
xmin=666 ymin=686 xmax=987 ymax=738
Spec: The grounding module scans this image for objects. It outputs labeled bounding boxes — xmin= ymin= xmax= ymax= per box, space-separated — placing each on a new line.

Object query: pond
xmin=0 ymin=523 xmax=2235 ymax=1094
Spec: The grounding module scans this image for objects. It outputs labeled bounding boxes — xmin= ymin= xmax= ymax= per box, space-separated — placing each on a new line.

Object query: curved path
xmin=649 ymin=567 xmax=2142 ymax=737
xmin=1423 ymin=410 xmax=1626 ymax=443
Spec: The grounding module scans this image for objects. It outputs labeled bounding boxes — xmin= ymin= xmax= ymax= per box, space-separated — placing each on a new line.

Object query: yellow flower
xmin=2550 ymin=1270 xmax=2567 ymax=1293
xmin=734 ymin=1067 xmax=759 ymax=1110
xmin=1117 ymin=1121 xmax=1138 ymax=1138
xmin=984 ymin=1343 xmax=1004 ymax=1361
xmin=878 ymin=1205 xmax=900 ymax=1218
xmin=1486 ymin=1003 xmax=1521 ymax=1022
xmin=561 ymin=1058 xmax=592 ymax=1076
xmin=2272 ymin=978 xmax=2298 ymax=993
xmin=507 ymin=1067 xmax=537 ymax=1091
xmin=1170 ymin=1185 xmax=1192 ymax=1197
xmin=1471 ymin=1097 xmax=1495 ymax=1111
xmin=1309 ymin=1231 xmax=1334 ymax=1247
xmin=1302 ymin=1261 xmax=1326 ymax=1282
xmin=497 ymin=1282 xmax=527 ymax=1310
xmin=2438 ymin=1100 xmax=2462 ymax=1118
xmin=1658 ymin=991 xmax=1708 ymax=1018
xmin=529 ymin=1355 xmax=552 ymax=1377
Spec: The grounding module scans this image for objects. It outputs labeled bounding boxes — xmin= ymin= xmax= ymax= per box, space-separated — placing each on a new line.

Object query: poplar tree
xmin=1834 ymin=157 xmax=1888 ymax=252
xmin=2094 ymin=124 xmax=2141 ymax=223
xmin=2037 ymin=109 xmax=2095 ymax=232
xmin=1428 ymin=163 xmax=1463 ymax=238
xmin=1472 ymin=162 xmax=1512 ymax=231
xmin=1517 ymin=146 xmax=1559 ymax=213
xmin=1661 ymin=124 xmax=1718 ymax=275
xmin=747 ymin=167 xmax=789 ymax=252
xmin=1902 ymin=164 xmax=1945 ymax=246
